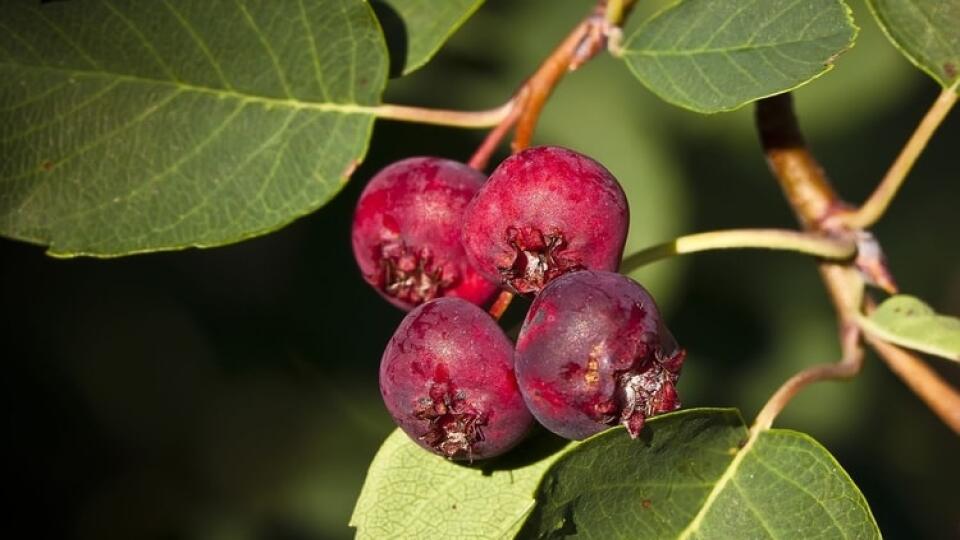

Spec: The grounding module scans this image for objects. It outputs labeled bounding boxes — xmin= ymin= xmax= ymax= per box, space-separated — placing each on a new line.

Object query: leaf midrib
xmin=675 ymin=431 xmax=757 ymax=540
xmin=0 ymin=61 xmax=379 ymax=115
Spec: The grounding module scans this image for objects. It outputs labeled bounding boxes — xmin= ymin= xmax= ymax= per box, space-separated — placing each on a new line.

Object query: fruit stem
xmin=619 ymin=229 xmax=856 ymax=273
xmin=755 ymin=92 xmax=960 ymax=434
xmin=511 ymin=2 xmax=621 ymax=151
xmin=834 ymin=82 xmax=959 ymax=230
xmin=487 ymin=290 xmax=515 ymax=321
xmin=374 ymin=100 xmax=516 ymax=128
xmin=463 ymin=1 xmax=631 ymax=163
xmin=468 ymin=94 xmax=525 ymax=171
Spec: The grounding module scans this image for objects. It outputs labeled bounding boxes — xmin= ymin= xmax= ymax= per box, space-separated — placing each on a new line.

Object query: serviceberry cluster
xmin=353 ymin=146 xmax=686 ymax=460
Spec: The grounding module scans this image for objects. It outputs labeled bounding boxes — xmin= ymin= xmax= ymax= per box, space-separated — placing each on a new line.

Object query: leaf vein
xmin=161 ymin=0 xmax=235 ymax=91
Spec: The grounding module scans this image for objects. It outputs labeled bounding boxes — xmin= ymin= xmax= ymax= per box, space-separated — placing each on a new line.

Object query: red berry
xmin=380 ymin=298 xmax=533 ymax=460
xmin=515 ymin=270 xmax=684 ymax=440
xmin=352 ymin=157 xmax=499 ymax=311
xmin=461 ymin=146 xmax=629 ymax=295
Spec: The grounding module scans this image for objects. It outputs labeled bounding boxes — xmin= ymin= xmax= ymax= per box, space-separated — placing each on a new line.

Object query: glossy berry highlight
xmin=352 ymin=157 xmax=499 ymax=311
xmin=380 ymin=298 xmax=533 ymax=460
xmin=461 ymin=146 xmax=629 ymax=295
xmin=515 ymin=270 xmax=684 ymax=440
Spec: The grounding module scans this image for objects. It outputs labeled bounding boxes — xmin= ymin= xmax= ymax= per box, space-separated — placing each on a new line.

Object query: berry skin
xmin=461 ymin=146 xmax=629 ymax=296
xmin=515 ymin=270 xmax=684 ymax=440
xmin=380 ymin=297 xmax=533 ymax=460
xmin=352 ymin=157 xmax=499 ymax=311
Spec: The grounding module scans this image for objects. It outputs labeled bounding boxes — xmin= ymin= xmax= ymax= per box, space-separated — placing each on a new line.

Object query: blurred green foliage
xmin=5 ymin=1 xmax=959 ymax=538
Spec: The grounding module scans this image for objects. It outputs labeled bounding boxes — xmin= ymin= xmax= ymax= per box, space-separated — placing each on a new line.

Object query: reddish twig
xmin=752 ymin=320 xmax=864 ymax=434
xmin=468 ymin=94 xmax=525 ymax=171
xmin=865 ymin=332 xmax=960 ymax=435
xmin=512 ymin=6 xmax=611 ymax=151
xmin=754 ymin=92 xmax=960 ymax=434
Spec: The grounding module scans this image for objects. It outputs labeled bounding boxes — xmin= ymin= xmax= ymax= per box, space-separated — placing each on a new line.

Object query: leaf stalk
xmin=837 ymin=82 xmax=959 ymax=229
xmin=619 ymin=229 xmax=855 ymax=274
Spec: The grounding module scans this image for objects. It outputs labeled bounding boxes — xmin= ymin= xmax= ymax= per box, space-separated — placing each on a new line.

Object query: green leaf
xmin=0 ymin=0 xmax=387 ymax=257
xmin=621 ymin=0 xmax=858 ymax=113
xmin=349 ymin=428 xmax=573 ymax=539
xmin=520 ymin=408 xmax=879 ymax=539
xmin=866 ymin=0 xmax=960 ymax=89
xmin=352 ymin=409 xmax=877 ymax=539
xmin=374 ymin=0 xmax=484 ymax=76
xmin=862 ymin=295 xmax=960 ymax=362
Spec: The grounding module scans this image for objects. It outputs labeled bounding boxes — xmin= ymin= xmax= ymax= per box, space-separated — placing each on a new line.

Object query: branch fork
xmin=753 ymin=92 xmax=960 ymax=436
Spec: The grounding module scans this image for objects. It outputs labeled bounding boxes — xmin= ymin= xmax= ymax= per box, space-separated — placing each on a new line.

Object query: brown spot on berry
xmin=516 ymin=271 xmax=685 ymax=440
xmin=584 ymin=347 xmax=602 ymax=385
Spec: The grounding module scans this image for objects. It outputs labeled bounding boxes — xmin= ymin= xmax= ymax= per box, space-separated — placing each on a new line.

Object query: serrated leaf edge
xmin=1 ymin=0 xmax=390 ymax=257
xmin=621 ymin=0 xmax=860 ymax=113
xmin=396 ymin=0 xmax=485 ymax=76
xmin=865 ymin=0 xmax=960 ymax=90
xmin=523 ymin=407 xmax=879 ymax=539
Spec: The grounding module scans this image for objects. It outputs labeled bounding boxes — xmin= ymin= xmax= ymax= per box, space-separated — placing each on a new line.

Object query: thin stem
xmin=511 ymin=1 xmax=616 ymax=151
xmin=756 ymin=92 xmax=960 ymax=435
xmin=604 ymin=0 xmax=639 ymax=25
xmin=488 ymin=290 xmax=515 ymax=321
xmin=839 ymin=83 xmax=959 ymax=229
xmin=468 ymin=94 xmax=525 ymax=171
xmin=752 ymin=322 xmax=864 ymax=434
xmin=512 ymin=21 xmax=594 ymax=150
xmin=465 ymin=0 xmax=625 ymax=160
xmin=374 ymin=100 xmax=515 ymax=128
xmin=619 ymin=229 xmax=856 ymax=274
xmin=865 ymin=333 xmax=960 ymax=435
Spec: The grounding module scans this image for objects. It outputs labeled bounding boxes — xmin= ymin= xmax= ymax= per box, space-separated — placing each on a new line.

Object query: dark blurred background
xmin=5 ymin=1 xmax=959 ymax=538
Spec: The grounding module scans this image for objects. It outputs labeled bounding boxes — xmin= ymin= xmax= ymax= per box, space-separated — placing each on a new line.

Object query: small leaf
xmin=520 ymin=408 xmax=879 ymax=539
xmin=374 ymin=0 xmax=484 ymax=76
xmin=866 ymin=0 xmax=960 ymax=89
xmin=862 ymin=295 xmax=960 ymax=362
xmin=349 ymin=428 xmax=573 ymax=539
xmin=621 ymin=0 xmax=857 ymax=113
xmin=0 ymin=0 xmax=387 ymax=256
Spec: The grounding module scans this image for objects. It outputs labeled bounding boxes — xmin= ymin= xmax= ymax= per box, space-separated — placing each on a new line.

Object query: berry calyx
xmin=380 ymin=298 xmax=533 ymax=460
xmin=352 ymin=157 xmax=499 ymax=311
xmin=515 ymin=270 xmax=685 ymax=440
xmin=462 ymin=146 xmax=629 ymax=296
